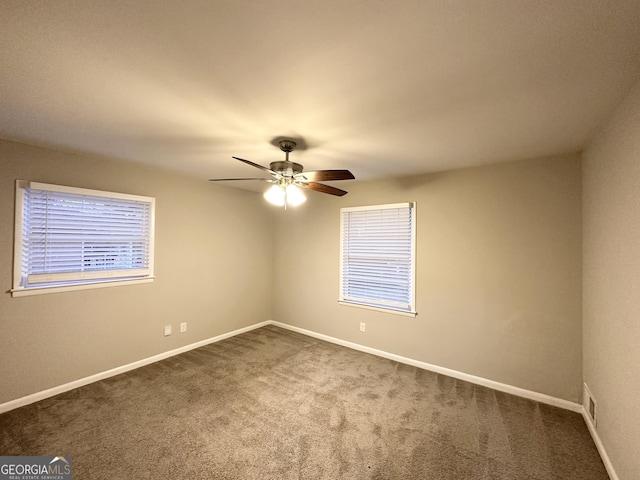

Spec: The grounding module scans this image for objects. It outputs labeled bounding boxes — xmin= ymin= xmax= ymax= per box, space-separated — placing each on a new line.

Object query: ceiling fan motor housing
xmin=270 ymin=161 xmax=303 ymax=177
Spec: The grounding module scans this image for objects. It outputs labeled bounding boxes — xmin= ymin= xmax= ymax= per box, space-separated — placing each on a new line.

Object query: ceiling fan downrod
xmin=278 ymin=139 xmax=296 ymax=163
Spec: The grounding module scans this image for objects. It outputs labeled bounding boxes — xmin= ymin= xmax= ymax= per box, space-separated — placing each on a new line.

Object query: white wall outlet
xmin=164 ymin=325 xmax=172 ymax=336
xmin=359 ymin=322 xmax=366 ymax=332
xmin=180 ymin=322 xmax=187 ymax=333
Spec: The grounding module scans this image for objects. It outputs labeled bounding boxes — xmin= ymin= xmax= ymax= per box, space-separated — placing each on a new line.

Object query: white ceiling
xmin=2 ymin=0 xmax=640 ymax=191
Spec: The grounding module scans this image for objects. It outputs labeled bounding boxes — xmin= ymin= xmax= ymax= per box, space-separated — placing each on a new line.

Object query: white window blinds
xmin=340 ymin=202 xmax=416 ymax=314
xmin=13 ymin=181 xmax=155 ymax=294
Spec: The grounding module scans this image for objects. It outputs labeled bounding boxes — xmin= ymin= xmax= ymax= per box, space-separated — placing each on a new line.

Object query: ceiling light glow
xmin=264 ymin=184 xmax=306 ymax=208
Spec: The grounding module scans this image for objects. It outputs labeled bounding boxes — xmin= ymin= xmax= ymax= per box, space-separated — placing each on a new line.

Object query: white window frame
xmin=12 ymin=180 xmax=155 ymax=297
xmin=339 ymin=202 xmax=417 ymax=317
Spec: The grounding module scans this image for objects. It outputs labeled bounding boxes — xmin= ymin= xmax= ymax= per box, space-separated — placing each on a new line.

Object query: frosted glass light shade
xmin=263 ymin=184 xmax=306 ymax=207
xmin=264 ymin=184 xmax=286 ymax=206
xmin=285 ymin=185 xmax=306 ymax=207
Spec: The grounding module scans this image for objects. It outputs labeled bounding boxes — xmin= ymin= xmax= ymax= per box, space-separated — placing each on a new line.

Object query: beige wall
xmin=583 ymin=79 xmax=640 ymax=480
xmin=272 ymin=154 xmax=583 ymax=402
xmin=0 ymin=139 xmax=586 ymax=412
xmin=0 ymin=139 xmax=273 ymax=404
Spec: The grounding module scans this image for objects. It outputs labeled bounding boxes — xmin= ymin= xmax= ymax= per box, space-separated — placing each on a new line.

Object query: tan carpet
xmin=0 ymin=325 xmax=608 ymax=479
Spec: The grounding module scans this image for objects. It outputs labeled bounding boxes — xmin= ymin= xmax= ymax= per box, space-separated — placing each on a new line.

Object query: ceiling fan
xmin=209 ymin=140 xmax=355 ymax=207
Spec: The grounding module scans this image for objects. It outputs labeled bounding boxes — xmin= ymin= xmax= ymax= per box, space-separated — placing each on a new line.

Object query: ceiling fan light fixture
xmin=285 ymin=184 xmax=306 ymax=207
xmin=263 ymin=183 xmax=306 ymax=208
xmin=264 ymin=184 xmax=285 ymax=206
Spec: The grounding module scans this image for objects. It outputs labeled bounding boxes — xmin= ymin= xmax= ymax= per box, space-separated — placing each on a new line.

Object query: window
xmin=339 ymin=202 xmax=416 ymax=316
xmin=12 ymin=181 xmax=155 ymax=297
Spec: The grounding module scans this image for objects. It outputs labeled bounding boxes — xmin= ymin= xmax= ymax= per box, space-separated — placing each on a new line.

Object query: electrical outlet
xmin=164 ymin=325 xmax=172 ymax=336
xmin=359 ymin=322 xmax=366 ymax=332
xmin=180 ymin=322 xmax=187 ymax=333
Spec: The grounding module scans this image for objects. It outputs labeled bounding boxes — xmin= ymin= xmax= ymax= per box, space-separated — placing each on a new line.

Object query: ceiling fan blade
xmin=299 ymin=181 xmax=348 ymax=196
xmin=232 ymin=156 xmax=277 ymax=175
xmin=295 ymin=169 xmax=355 ymax=182
xmin=208 ymin=177 xmax=272 ymax=182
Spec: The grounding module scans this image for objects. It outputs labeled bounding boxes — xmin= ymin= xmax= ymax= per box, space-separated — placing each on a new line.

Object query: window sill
xmin=11 ymin=277 xmax=154 ymax=297
xmin=338 ymin=300 xmax=417 ymax=317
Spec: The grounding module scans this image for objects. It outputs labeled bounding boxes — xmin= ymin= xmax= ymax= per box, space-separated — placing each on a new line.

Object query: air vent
xmin=583 ymin=383 xmax=597 ymax=427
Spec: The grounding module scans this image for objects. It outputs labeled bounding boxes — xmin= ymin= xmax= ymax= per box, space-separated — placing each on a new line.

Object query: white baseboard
xmin=0 ymin=320 xmax=271 ymax=415
xmin=582 ymin=406 xmax=618 ymax=480
xmin=270 ymin=320 xmax=583 ymax=413
xmin=0 ymin=318 xmax=583 ymax=417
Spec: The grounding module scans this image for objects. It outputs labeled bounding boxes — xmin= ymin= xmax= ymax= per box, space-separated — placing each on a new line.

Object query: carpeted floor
xmin=1 ymin=325 xmax=608 ymax=479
